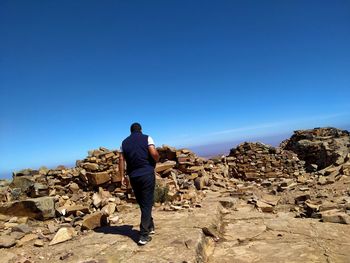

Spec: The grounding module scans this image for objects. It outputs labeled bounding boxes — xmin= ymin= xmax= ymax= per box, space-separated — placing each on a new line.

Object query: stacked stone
xmin=76 ymin=147 xmax=122 ymax=187
xmin=281 ymin=127 xmax=350 ymax=170
xmin=226 ymin=142 xmax=305 ymax=181
xmin=154 ymin=146 xmax=229 ymax=208
xmin=0 ymin=149 xmax=129 ymax=249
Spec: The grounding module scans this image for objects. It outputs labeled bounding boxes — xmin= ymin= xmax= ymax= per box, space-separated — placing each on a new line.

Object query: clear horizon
xmin=1 ymin=1 xmax=350 ymax=178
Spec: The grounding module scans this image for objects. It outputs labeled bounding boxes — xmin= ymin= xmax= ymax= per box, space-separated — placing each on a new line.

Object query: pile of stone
xmin=277 ymin=128 xmax=350 ymax=223
xmin=0 ymin=148 xmax=130 ymax=249
xmin=0 ymin=145 xmax=231 ymax=249
xmin=226 ymin=142 xmax=306 ymax=181
xmin=76 ymin=147 xmax=122 ymax=187
xmin=281 ymin=127 xmax=350 ymax=170
xmin=154 ymin=146 xmax=230 ymax=209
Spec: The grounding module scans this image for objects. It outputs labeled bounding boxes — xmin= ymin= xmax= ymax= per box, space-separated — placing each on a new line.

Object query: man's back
xmin=121 ymin=131 xmax=156 ymax=178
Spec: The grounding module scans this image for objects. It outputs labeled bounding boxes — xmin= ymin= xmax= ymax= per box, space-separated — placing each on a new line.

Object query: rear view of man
xmin=119 ymin=123 xmax=159 ymax=245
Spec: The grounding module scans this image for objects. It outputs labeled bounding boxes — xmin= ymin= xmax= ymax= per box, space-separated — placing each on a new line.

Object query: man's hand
xmin=121 ymin=175 xmax=129 ymax=188
xmin=121 ymin=176 xmax=126 ymax=187
xmin=119 ymin=152 xmax=126 ymax=186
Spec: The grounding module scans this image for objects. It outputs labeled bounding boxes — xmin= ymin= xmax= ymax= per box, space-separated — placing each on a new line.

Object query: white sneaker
xmin=138 ymin=236 xmax=152 ymax=245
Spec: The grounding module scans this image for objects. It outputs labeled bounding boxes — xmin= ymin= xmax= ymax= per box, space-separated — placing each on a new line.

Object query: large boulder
xmin=81 ymin=212 xmax=108 ymax=230
xmin=12 ymin=169 xmax=39 ymax=177
xmin=86 ymin=171 xmax=110 ymax=185
xmin=9 ymin=176 xmax=34 ymax=194
xmin=0 ymin=197 xmax=55 ymax=220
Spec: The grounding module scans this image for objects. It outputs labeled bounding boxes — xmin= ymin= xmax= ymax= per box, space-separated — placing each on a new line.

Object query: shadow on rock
xmin=94 ymin=225 xmax=139 ymax=244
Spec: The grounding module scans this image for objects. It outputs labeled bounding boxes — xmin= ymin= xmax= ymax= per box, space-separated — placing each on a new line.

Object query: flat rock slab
xmin=1 ymin=192 xmax=222 ymax=263
xmin=210 ymin=205 xmax=350 ymax=263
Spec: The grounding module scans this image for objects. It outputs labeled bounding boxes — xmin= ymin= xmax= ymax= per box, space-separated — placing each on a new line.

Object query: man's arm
xmin=148 ymin=145 xmax=160 ymax=162
xmin=119 ymin=153 xmax=126 ymax=185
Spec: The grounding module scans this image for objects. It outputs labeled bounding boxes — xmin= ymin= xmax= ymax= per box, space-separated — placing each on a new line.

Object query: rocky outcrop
xmin=281 ymin=127 xmax=350 ymax=170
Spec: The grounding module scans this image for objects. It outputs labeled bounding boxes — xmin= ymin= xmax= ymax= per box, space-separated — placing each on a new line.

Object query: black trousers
xmin=129 ymin=172 xmax=155 ymax=237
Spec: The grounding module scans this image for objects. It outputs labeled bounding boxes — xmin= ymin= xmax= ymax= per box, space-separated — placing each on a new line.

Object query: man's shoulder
xmin=122 ymin=135 xmax=132 ymax=145
xmin=122 ymin=133 xmax=153 ymax=143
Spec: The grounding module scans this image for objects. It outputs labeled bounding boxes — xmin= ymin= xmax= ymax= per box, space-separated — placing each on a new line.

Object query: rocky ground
xmin=0 ymin=127 xmax=350 ymax=263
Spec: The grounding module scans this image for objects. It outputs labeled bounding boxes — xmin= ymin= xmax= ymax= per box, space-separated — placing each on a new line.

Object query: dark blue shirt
xmin=121 ymin=131 xmax=156 ymax=178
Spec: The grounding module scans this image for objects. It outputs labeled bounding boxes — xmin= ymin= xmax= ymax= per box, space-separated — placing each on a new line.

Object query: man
xmin=119 ymin=123 xmax=159 ymax=245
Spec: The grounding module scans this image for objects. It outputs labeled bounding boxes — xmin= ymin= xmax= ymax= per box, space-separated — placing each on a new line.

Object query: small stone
xmin=202 ymin=226 xmax=220 ymax=241
xmin=256 ymin=200 xmax=274 ymax=213
xmin=0 ymin=235 xmax=16 ymax=248
xmin=294 ymin=194 xmax=310 ymax=204
xmin=194 ymin=176 xmax=209 ymax=190
xmin=76 ymin=211 xmax=85 ymax=217
xmin=49 ymin=227 xmax=75 ymax=246
xmin=92 ymin=193 xmax=102 ymax=208
xmin=17 ymin=233 xmax=38 ymax=246
xmin=86 ymin=172 xmax=110 ymax=185
xmin=109 ymin=215 xmax=119 ymax=224
xmin=83 ymin=162 xmax=99 ymax=171
xmin=170 ymin=205 xmax=183 ymax=211
xmin=17 ymin=217 xmax=29 ymax=224
xmin=34 ymin=239 xmax=44 ymax=247
xmin=59 ymin=252 xmax=74 ymax=260
xmin=56 ymin=205 xmax=89 ymax=216
xmin=116 ymin=204 xmax=133 ymax=212
xmin=259 ymin=193 xmax=280 ymax=206
xmin=69 ymin=183 xmax=80 ymax=193
xmin=4 ymin=222 xmax=18 ymax=228
xmin=0 ymin=214 xmax=10 ymax=221
xmin=156 ymin=161 xmax=176 ymax=173
xmin=10 ymin=231 xmax=25 ymax=240
xmin=64 ymin=217 xmax=73 ymax=222
xmin=318 ymin=176 xmax=327 ymax=185
xmin=297 ymin=175 xmax=307 ymax=183
xmin=9 ymin=217 xmax=18 ymax=223
xmin=81 ymin=212 xmax=108 ymax=230
xmin=47 ymin=222 xmax=59 ymax=234
xmin=11 ymin=224 xmax=32 ymax=234
xmin=219 ymin=197 xmax=237 ymax=208
xmin=101 ymin=203 xmax=116 ymax=216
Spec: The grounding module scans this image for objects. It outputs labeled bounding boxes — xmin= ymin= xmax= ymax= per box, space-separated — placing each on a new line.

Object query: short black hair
xmin=130 ymin=122 xmax=142 ymax=132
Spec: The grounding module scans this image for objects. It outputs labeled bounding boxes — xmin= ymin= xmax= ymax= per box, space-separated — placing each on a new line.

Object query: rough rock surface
xmin=0 ymin=197 xmax=55 ymax=219
xmin=282 ymin=127 xmax=350 ymax=170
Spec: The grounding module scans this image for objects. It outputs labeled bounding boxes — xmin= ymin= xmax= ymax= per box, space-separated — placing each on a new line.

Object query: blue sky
xmin=1 ymin=0 xmax=350 ymax=177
